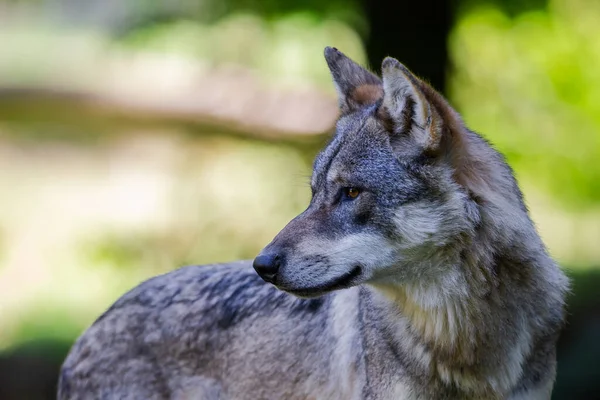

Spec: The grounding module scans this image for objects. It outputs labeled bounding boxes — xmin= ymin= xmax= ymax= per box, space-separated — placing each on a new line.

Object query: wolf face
xmin=254 ymin=48 xmax=483 ymax=297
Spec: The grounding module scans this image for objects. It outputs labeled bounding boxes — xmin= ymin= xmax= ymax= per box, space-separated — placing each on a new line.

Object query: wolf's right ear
xmin=379 ymin=57 xmax=443 ymax=153
xmin=324 ymin=47 xmax=383 ymax=114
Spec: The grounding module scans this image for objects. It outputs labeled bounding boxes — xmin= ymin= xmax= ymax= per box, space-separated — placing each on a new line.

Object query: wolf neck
xmin=374 ymin=259 xmax=488 ymax=359
xmin=380 ymin=274 xmax=480 ymax=353
xmin=371 ymin=247 xmax=519 ymax=396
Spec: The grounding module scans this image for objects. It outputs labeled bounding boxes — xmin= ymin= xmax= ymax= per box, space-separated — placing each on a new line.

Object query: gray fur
xmin=58 ymin=47 xmax=568 ymax=400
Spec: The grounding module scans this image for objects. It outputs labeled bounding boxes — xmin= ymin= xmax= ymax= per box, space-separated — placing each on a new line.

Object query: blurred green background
xmin=0 ymin=0 xmax=599 ymax=398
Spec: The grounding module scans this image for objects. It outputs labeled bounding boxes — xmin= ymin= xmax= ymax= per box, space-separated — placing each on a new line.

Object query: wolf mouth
xmin=282 ymin=265 xmax=363 ymax=297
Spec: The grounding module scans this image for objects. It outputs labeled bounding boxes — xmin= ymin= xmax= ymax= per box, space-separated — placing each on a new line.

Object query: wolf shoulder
xmin=62 ymin=260 xmax=335 ymax=353
xmin=57 ymin=261 xmax=348 ymax=399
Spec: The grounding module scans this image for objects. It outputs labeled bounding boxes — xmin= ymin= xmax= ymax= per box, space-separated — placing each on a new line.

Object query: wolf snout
xmin=253 ymin=252 xmax=281 ymax=284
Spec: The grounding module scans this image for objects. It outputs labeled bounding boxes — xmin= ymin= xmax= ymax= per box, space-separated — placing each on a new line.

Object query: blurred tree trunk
xmin=362 ymin=0 xmax=454 ymax=94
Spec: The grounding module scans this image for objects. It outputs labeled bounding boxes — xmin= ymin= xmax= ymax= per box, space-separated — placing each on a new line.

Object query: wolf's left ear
xmin=324 ymin=47 xmax=382 ymax=114
xmin=379 ymin=57 xmax=443 ymax=153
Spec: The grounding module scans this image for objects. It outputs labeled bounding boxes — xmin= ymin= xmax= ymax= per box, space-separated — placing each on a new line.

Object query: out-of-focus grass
xmin=0 ymin=130 xmax=312 ymax=350
xmin=522 ymin=187 xmax=600 ymax=267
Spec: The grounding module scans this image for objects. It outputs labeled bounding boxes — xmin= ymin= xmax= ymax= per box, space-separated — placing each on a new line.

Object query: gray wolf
xmin=58 ymin=47 xmax=569 ymax=399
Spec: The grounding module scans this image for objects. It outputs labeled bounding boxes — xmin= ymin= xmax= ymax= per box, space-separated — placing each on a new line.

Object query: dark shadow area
xmin=553 ymin=268 xmax=600 ymax=399
xmin=361 ymin=0 xmax=453 ymax=93
xmin=0 ymin=339 xmax=72 ymax=400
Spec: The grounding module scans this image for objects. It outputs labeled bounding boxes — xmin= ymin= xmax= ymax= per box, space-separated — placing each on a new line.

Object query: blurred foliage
xmin=118 ymin=12 xmax=366 ymax=89
xmin=124 ymin=0 xmax=365 ymax=31
xmin=0 ymin=131 xmax=314 ymax=350
xmin=450 ymin=0 xmax=600 ymax=208
xmin=459 ymin=0 xmax=550 ymax=17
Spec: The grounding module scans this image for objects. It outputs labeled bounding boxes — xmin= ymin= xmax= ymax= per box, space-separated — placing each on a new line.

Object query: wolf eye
xmin=342 ymin=187 xmax=361 ymax=200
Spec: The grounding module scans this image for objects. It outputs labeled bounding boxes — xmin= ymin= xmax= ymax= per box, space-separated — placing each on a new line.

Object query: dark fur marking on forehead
xmin=312 ymin=133 xmax=343 ymax=190
xmin=312 ymin=112 xmax=372 ymax=190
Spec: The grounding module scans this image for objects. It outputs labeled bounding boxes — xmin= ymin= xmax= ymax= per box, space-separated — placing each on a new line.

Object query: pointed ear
xmin=379 ymin=57 xmax=443 ymax=152
xmin=324 ymin=47 xmax=383 ymax=114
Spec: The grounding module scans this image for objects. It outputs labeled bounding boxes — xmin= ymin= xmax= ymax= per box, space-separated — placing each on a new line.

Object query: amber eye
xmin=343 ymin=187 xmax=361 ymax=200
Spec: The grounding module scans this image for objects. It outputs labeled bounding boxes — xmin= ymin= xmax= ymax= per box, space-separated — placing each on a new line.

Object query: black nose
xmin=253 ymin=253 xmax=280 ymax=284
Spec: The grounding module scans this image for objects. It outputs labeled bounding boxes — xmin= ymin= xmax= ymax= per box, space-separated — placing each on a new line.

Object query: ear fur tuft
xmin=381 ymin=56 xmax=442 ymax=152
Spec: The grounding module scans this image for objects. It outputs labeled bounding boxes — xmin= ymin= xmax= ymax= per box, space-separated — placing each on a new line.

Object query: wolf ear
xmin=379 ymin=57 xmax=443 ymax=153
xmin=324 ymin=47 xmax=383 ymax=114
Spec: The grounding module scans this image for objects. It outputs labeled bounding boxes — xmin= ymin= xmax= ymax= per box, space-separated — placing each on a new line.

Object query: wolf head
xmin=254 ymin=47 xmax=520 ymax=298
